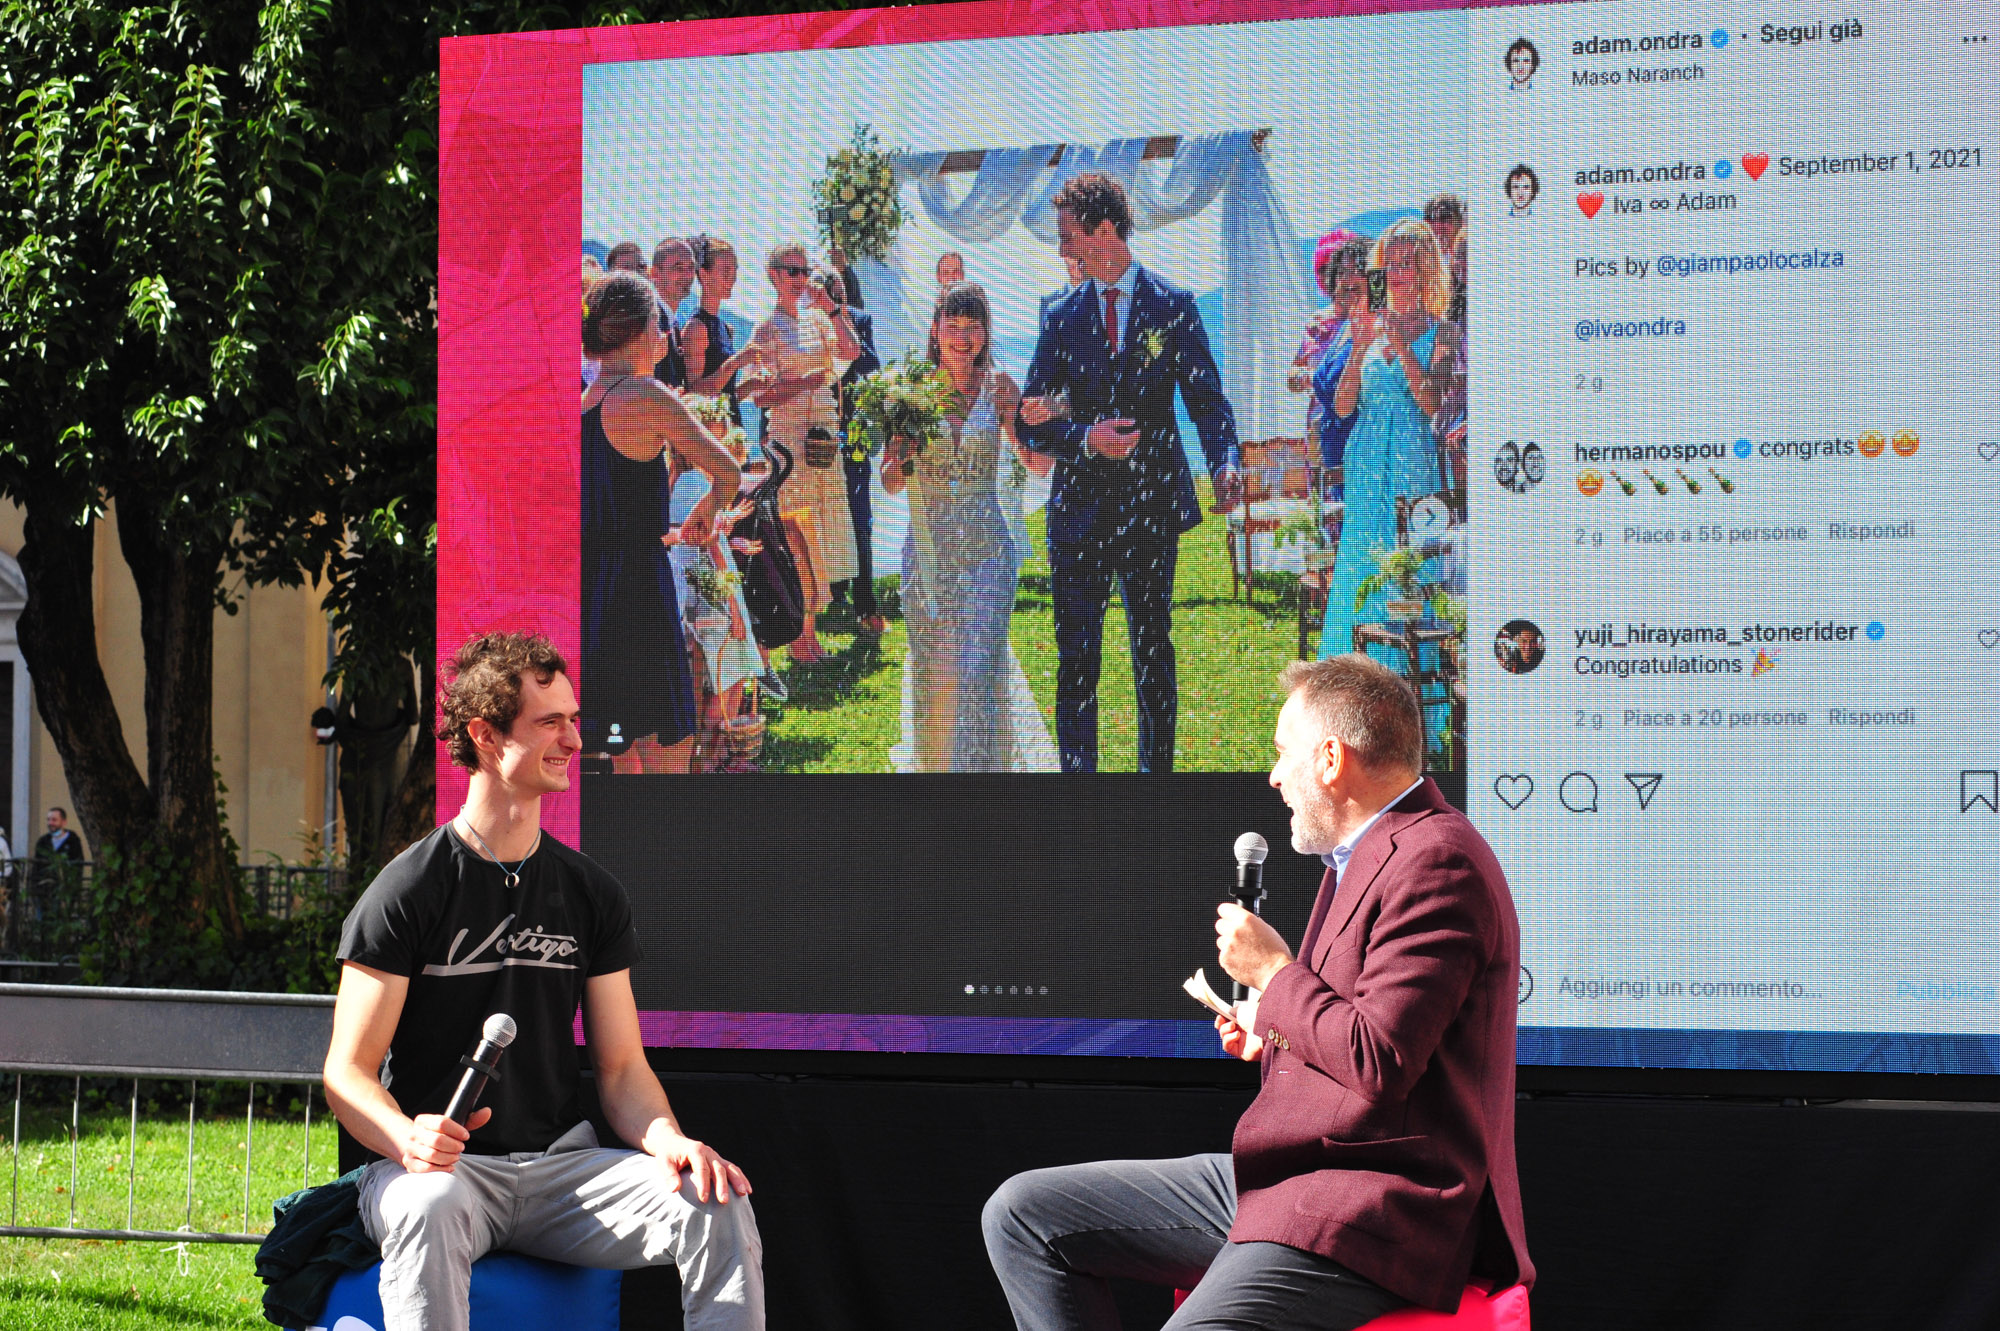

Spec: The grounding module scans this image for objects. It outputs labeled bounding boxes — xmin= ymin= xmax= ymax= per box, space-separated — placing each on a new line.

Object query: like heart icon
xmin=1741 ymin=152 xmax=1770 ymax=180
xmin=1576 ymin=192 xmax=1605 ymax=218
xmin=1493 ymin=775 xmax=1535 ymax=810
xmin=1980 ymin=629 xmax=2000 ymax=650
xmin=1979 ymin=442 xmax=1999 ymax=462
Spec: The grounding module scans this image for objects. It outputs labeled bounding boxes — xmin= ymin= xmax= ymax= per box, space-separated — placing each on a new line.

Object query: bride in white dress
xmin=882 ymin=283 xmax=1057 ymax=773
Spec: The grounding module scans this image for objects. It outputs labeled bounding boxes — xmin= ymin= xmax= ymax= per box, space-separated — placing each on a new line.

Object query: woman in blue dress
xmin=1318 ymin=218 xmax=1455 ymax=663
xmin=679 ymin=236 xmax=765 ymax=425
xmin=580 ymin=272 xmax=741 ymax=774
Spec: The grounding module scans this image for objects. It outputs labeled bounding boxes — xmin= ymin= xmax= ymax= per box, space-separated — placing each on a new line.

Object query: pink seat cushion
xmin=1361 ymin=1283 xmax=1530 ymax=1330
xmin=1173 ymin=1283 xmax=1529 ymax=1329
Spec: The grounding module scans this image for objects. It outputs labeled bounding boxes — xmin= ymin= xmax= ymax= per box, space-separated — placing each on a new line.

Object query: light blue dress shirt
xmin=1323 ymin=777 xmax=1426 ymax=884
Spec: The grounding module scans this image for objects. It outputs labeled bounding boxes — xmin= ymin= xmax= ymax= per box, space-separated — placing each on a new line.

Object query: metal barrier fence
xmin=0 ymin=860 xmax=349 ymax=972
xmin=0 ymin=983 xmax=335 ymax=1243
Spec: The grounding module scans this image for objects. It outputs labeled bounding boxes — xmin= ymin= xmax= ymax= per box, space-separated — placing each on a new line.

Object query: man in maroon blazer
xmin=983 ymin=654 xmax=1531 ymax=1329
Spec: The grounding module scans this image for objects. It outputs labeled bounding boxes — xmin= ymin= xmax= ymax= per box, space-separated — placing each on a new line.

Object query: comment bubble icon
xmin=1559 ymin=772 xmax=1600 ymax=813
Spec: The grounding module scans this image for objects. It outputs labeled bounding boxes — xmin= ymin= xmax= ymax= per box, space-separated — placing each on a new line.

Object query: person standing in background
xmin=828 ymin=243 xmax=864 ymax=310
xmin=1307 ymin=236 xmax=1372 ymax=501
xmin=747 ymin=243 xmax=861 ymax=664
xmin=1039 ymin=254 xmax=1085 ymax=329
xmin=826 ymin=268 xmax=886 ymax=637
xmin=1422 ymin=194 xmax=1464 ymax=263
xmin=682 ymin=236 xmax=766 ymax=425
xmin=1290 ymin=229 xmax=1369 ymax=463
xmin=30 ymin=806 xmax=85 ymax=928
xmin=1318 ymin=219 xmax=1454 ymax=663
xmin=649 ymin=237 xmax=698 ymax=391
xmin=579 ymin=272 xmax=741 ymax=773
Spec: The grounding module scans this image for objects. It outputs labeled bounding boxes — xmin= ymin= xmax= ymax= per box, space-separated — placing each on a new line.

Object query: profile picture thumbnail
xmin=1505 ymin=37 xmax=1540 ymax=92
xmin=1504 ymin=164 xmax=1539 ymax=219
xmin=1493 ymin=439 xmax=1544 ymax=493
xmin=1495 ymin=619 xmax=1546 ymax=675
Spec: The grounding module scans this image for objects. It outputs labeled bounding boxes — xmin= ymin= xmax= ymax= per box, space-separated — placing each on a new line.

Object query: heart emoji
xmin=1980 ymin=442 xmax=1999 ymax=462
xmin=1980 ymin=629 xmax=2000 ymax=650
xmin=1741 ymin=152 xmax=1769 ymax=180
xmin=1576 ymin=192 xmax=1605 ymax=219
xmin=1494 ymin=775 xmax=1535 ymax=810
xmin=1734 ymin=439 xmax=1752 ymax=459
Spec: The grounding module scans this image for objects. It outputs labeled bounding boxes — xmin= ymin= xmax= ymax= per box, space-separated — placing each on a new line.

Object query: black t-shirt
xmin=336 ymin=824 xmax=641 ymax=1155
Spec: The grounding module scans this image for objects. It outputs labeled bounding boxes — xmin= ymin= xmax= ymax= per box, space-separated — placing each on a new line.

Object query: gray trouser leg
xmin=981 ymin=1153 xmax=1403 ymax=1331
xmin=360 ymin=1124 xmax=763 ymax=1331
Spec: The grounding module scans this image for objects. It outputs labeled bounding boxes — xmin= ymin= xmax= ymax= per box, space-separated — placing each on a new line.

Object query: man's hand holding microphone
xmin=1213 ymin=834 xmax=1293 ymax=1063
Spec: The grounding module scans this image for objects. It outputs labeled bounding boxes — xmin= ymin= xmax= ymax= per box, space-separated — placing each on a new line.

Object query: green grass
xmin=0 ymin=1083 xmax=340 ymax=1330
xmin=760 ymin=475 xmax=1301 ymax=772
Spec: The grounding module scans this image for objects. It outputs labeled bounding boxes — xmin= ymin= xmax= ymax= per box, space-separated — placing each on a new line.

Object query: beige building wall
xmin=0 ymin=502 xmax=340 ymax=864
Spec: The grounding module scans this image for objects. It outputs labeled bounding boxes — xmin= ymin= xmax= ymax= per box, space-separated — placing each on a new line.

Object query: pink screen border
xmin=435 ymin=0 xmax=1549 ymax=836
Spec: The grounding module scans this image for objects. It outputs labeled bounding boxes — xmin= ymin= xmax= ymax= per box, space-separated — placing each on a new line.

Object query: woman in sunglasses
xmin=747 ymin=242 xmax=862 ymax=664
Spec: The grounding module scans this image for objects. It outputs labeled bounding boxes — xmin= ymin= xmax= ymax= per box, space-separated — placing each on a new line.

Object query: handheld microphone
xmin=1229 ymin=834 xmax=1270 ymax=1003
xmin=1233 ymin=833 xmax=1268 ymax=914
xmin=443 ymin=1013 xmax=517 ymax=1127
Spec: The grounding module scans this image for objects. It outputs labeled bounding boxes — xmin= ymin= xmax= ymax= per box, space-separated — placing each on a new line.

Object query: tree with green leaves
xmin=0 ymin=0 xmax=440 ymax=961
xmin=0 ymin=0 xmax=849 ymax=979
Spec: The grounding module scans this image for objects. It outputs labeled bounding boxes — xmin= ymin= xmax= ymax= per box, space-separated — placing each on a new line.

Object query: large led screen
xmin=440 ymin=0 xmax=2000 ymax=1074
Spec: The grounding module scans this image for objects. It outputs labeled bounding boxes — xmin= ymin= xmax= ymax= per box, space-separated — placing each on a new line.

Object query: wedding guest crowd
xmin=579 ymin=183 xmax=1468 ymax=773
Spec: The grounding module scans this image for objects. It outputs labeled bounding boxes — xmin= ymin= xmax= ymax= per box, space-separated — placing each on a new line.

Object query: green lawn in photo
xmin=758 ymin=474 xmax=1300 ymax=773
xmin=0 ymin=1082 xmax=339 ymax=1330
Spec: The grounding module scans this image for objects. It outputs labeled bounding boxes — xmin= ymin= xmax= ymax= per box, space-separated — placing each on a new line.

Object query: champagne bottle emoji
xmin=1610 ymin=469 xmax=1638 ymax=496
xmin=1676 ymin=467 xmax=1702 ymax=494
xmin=1708 ymin=467 xmax=1736 ymax=494
xmin=1642 ymin=469 xmax=1669 ymax=495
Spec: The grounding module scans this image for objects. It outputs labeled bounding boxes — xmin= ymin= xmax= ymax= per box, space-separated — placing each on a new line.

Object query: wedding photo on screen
xmin=439 ymin=0 xmax=2000 ymax=1073
xmin=576 ymin=14 xmax=1470 ymax=779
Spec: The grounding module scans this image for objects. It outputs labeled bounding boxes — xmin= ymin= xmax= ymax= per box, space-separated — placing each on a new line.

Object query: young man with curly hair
xmin=323 ymin=631 xmax=763 ymax=1331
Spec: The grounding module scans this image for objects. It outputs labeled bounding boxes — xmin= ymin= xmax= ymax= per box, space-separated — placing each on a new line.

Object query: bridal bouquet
xmin=844 ymin=351 xmax=952 ymax=469
xmin=811 ymin=124 xmax=904 ymax=262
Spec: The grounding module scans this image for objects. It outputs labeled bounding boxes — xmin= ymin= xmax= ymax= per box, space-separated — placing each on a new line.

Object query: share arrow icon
xmin=1625 ymin=773 xmax=1664 ymax=810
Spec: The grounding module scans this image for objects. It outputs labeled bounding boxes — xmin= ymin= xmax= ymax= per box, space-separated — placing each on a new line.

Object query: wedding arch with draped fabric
xmin=849 ymin=130 xmax=1317 ymax=451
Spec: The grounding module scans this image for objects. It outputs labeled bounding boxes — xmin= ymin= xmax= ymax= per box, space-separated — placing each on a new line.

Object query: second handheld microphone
xmin=443 ymin=1012 xmax=518 ymax=1126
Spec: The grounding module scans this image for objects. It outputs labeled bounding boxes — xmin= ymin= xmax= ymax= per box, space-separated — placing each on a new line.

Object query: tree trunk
xmin=114 ymin=499 xmax=242 ymax=938
xmin=14 ymin=501 xmax=156 ymax=863
xmin=337 ymin=657 xmax=417 ymax=867
xmin=377 ymin=646 xmax=437 ymax=866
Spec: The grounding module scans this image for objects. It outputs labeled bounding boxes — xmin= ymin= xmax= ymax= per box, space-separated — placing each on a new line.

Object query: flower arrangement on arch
xmin=811 ymin=124 xmax=905 ymax=262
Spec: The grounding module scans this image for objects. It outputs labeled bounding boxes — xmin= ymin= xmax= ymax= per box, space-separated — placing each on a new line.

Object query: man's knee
xmin=373 ymin=1167 xmax=487 ymax=1248
xmin=982 ymin=1166 xmax=1062 ymax=1253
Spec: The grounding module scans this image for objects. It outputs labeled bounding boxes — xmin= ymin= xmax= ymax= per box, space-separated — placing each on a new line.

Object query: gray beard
xmin=1289 ymin=800 xmax=1342 ymax=857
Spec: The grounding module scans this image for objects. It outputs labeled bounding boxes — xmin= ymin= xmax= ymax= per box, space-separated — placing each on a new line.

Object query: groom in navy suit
xmin=1020 ymin=173 xmax=1242 ymax=773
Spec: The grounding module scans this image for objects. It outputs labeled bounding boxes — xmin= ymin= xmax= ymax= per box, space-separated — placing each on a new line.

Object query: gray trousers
xmin=982 ymin=1154 xmax=1405 ymax=1331
xmin=359 ymin=1121 xmax=763 ymax=1331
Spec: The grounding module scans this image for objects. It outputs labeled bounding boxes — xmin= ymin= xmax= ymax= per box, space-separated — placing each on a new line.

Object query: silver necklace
xmin=458 ymin=815 xmax=539 ymax=890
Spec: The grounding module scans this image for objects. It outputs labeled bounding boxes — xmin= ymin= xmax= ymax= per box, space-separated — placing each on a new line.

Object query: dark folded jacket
xmin=255 ymin=1166 xmax=378 ymax=1328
